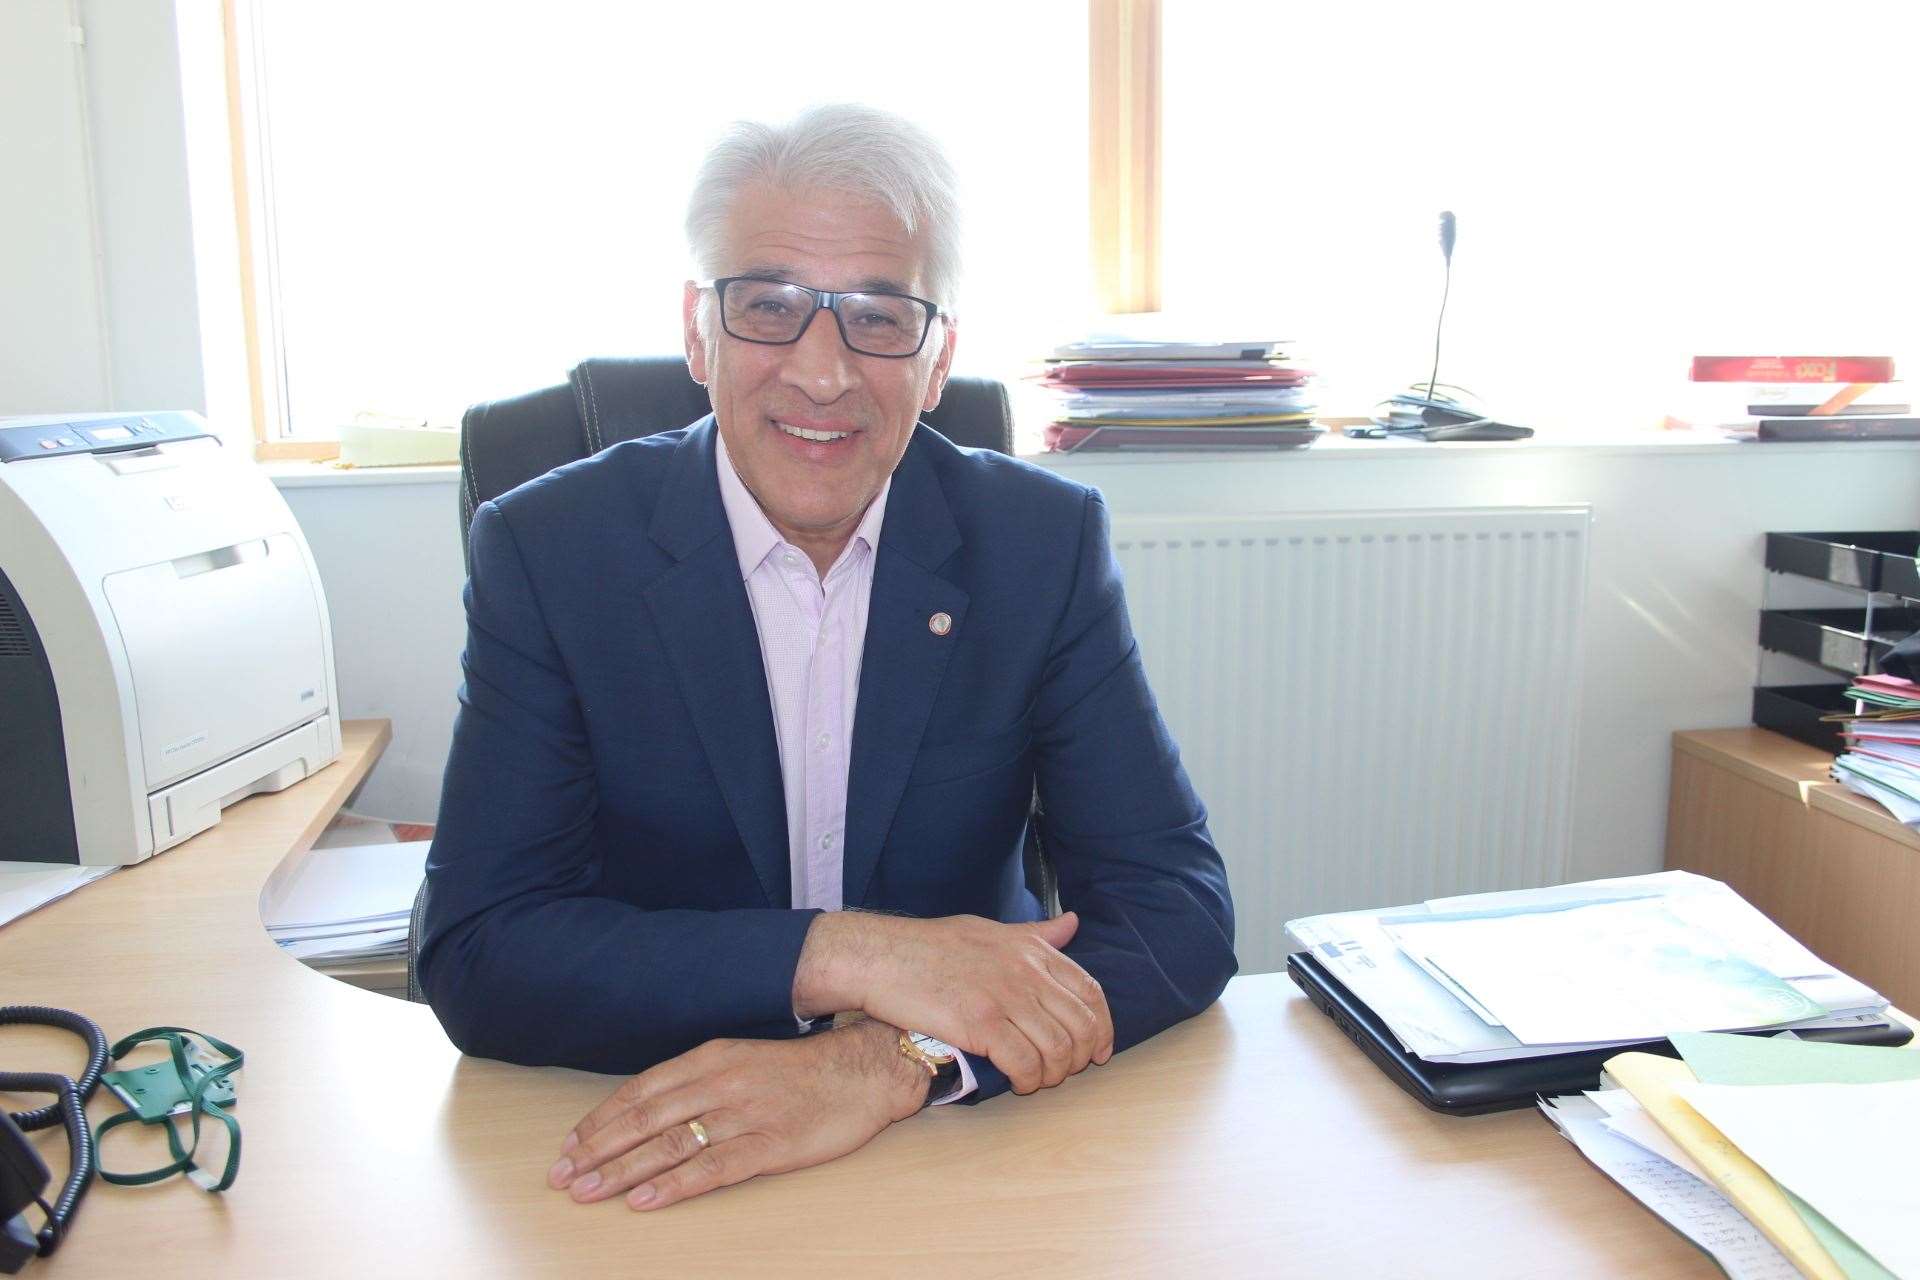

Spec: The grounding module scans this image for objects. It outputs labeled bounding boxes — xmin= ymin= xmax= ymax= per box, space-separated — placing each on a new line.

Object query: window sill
xmin=1032 ymin=427 xmax=1920 ymax=466
xmin=261 ymin=459 xmax=461 ymax=489
xmin=258 ymin=427 xmax=1920 ymax=489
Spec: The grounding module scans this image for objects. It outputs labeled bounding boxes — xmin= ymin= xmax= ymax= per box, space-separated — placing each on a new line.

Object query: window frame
xmin=224 ymin=0 xmax=1167 ymax=459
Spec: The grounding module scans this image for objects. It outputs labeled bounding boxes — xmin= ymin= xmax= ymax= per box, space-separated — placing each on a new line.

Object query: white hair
xmin=685 ymin=103 xmax=962 ymax=331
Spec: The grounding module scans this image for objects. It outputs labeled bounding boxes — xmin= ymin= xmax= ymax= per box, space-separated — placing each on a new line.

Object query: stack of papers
xmin=1543 ymin=1032 xmax=1920 ymax=1279
xmin=1286 ymin=871 xmax=1896 ymax=1064
xmin=1036 ymin=335 xmax=1322 ymax=452
xmin=0 ymin=861 xmax=117 ymax=930
xmin=1827 ymin=674 xmax=1920 ymax=825
xmin=262 ymin=841 xmax=427 ymax=967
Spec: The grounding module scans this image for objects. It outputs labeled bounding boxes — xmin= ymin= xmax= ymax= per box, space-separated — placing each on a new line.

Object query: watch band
xmin=924 ymin=1056 xmax=963 ymax=1106
xmin=898 ymin=1030 xmax=963 ymax=1107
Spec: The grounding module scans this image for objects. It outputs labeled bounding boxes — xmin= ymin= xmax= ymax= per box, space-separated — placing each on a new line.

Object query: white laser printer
xmin=0 ymin=411 xmax=342 ymax=866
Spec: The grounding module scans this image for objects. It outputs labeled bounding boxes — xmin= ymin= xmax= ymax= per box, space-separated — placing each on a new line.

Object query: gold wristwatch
xmin=898 ymin=1030 xmax=963 ymax=1106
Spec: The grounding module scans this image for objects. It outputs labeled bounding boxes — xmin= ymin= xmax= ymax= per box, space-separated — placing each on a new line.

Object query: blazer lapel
xmin=642 ymin=419 xmax=791 ymax=909
xmin=843 ymin=429 xmax=968 ymax=908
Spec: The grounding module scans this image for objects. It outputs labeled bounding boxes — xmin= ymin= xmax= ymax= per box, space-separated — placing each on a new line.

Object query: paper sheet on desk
xmin=1286 ymin=910 xmax=1863 ymax=1065
xmin=1680 ymin=1082 xmax=1920 ymax=1280
xmin=1285 ymin=909 xmax=1538 ymax=1060
xmin=1607 ymin=1053 xmax=1850 ymax=1280
xmin=1428 ymin=871 xmax=1841 ymax=982
xmin=1540 ymin=1096 xmax=1798 ymax=1280
xmin=0 ymin=862 xmax=116 ymax=929
xmin=1586 ymin=1089 xmax=1713 ymax=1182
xmin=262 ymin=840 xmax=427 ymax=931
xmin=1672 ymin=1033 xmax=1920 ymax=1280
xmin=1384 ymin=900 xmax=1828 ymax=1045
xmin=1287 ymin=872 xmax=1889 ymax=1065
xmin=1672 ymin=1032 xmax=1920 ymax=1087
xmin=1830 ymin=757 xmax=1920 ymax=826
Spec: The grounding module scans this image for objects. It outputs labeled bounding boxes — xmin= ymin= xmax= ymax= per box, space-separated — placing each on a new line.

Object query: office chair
xmin=406 ymin=357 xmax=1049 ymax=1004
xmin=454 ymin=356 xmax=1014 ymax=575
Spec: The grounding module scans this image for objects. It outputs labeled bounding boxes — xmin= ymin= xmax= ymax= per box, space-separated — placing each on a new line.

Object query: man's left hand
xmin=547 ymin=1018 xmax=929 ymax=1210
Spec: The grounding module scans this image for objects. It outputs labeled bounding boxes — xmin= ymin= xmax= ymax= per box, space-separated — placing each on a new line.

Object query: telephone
xmin=0 ymin=1007 xmax=104 ymax=1274
xmin=1 ymin=1007 xmax=241 ymax=1273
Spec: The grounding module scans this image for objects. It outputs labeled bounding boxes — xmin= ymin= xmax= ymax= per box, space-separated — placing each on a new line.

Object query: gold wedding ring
xmin=685 ymin=1119 xmax=709 ymax=1149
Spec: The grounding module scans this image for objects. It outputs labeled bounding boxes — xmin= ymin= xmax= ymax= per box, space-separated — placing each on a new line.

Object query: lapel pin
xmin=928 ymin=612 xmax=953 ymax=636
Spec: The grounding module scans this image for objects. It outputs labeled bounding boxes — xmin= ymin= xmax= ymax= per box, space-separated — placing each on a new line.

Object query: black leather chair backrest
xmin=457 ymin=356 xmax=1014 ymax=572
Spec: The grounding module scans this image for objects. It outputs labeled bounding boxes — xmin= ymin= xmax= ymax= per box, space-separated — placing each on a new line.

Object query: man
xmin=418 ymin=104 xmax=1235 ymax=1213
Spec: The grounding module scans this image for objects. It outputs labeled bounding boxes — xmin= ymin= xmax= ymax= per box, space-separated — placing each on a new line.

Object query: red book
xmin=1691 ymin=355 xmax=1895 ymax=383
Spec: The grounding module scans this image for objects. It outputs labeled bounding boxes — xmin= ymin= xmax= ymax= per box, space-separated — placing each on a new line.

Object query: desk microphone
xmin=1427 ymin=211 xmax=1455 ymax=400
xmin=1352 ymin=210 xmax=1533 ymax=441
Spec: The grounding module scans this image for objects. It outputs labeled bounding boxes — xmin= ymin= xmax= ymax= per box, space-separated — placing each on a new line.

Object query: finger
xmin=555 ymin=1084 xmax=708 ymax=1191
xmin=986 ymin=1019 xmax=1045 ymax=1094
xmin=570 ymin=1106 xmax=723 ymax=1204
xmin=998 ymin=997 xmax=1075 ymax=1090
xmin=1044 ymin=956 xmax=1114 ymax=1063
xmin=567 ymin=1042 xmax=723 ymax=1153
xmin=1006 ymin=1000 xmax=1077 ymax=1090
xmin=1026 ymin=910 xmax=1079 ymax=950
xmin=629 ymin=1136 xmax=772 ymax=1211
xmin=1033 ymin=978 xmax=1102 ymax=1078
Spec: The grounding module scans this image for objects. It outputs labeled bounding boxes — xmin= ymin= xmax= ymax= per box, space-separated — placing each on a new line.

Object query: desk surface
xmin=1 ymin=721 xmax=1726 ymax=1279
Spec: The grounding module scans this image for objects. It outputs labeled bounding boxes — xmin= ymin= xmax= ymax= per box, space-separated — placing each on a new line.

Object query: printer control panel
xmin=0 ymin=414 xmax=213 ymax=464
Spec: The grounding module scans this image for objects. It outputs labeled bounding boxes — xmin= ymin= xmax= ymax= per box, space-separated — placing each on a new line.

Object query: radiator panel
xmin=1109 ymin=506 xmax=1592 ymax=974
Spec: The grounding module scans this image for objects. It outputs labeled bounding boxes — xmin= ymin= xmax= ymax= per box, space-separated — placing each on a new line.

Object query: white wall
xmin=276 ymin=471 xmax=468 ymax=823
xmin=0 ymin=0 xmax=111 ymax=409
xmin=276 ymin=437 xmax=1920 ymax=906
xmin=0 ymin=0 xmax=242 ymax=437
xmin=75 ymin=0 xmax=206 ymax=413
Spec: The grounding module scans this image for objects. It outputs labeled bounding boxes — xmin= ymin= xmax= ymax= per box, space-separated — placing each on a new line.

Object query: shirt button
xmin=819 ymin=832 xmax=835 ymax=850
xmin=815 ymin=731 xmax=831 ymax=750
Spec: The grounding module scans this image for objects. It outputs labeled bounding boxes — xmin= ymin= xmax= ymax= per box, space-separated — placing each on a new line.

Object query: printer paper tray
xmin=142 ymin=713 xmax=337 ymax=859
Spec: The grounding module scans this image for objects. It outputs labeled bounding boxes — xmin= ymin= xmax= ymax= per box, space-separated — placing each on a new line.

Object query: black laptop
xmin=1287 ymin=949 xmax=1915 ymax=1116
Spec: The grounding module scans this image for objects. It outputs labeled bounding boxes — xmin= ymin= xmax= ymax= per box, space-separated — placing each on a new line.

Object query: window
xmin=235 ymin=2 xmax=1088 ymax=447
xmin=1162 ymin=1 xmax=1920 ymax=426
xmin=236 ymin=3 xmax=1916 ymax=452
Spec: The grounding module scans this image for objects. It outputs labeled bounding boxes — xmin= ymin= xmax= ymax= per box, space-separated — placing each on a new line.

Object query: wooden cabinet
xmin=1667 ymin=728 xmax=1920 ymax=1011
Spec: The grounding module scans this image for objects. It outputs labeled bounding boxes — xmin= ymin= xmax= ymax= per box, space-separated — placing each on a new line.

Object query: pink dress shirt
xmin=716 ymin=436 xmax=974 ymax=1102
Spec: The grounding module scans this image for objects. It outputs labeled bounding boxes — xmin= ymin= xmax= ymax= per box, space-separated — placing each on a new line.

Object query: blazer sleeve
xmin=958 ymin=488 xmax=1238 ymax=1102
xmin=417 ymin=499 xmax=819 ymax=1075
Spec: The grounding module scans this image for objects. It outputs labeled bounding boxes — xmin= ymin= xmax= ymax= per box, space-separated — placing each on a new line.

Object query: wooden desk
xmin=1667 ymin=727 xmax=1920 ymax=1011
xmin=1 ymin=721 xmax=1728 ymax=1278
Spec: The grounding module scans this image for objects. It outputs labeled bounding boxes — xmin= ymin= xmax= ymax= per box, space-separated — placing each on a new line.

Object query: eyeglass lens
xmin=721 ymin=280 xmax=929 ymax=356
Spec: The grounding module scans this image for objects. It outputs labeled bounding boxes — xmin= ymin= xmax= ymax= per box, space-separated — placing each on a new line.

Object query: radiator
xmin=1110 ymin=506 xmax=1592 ymax=975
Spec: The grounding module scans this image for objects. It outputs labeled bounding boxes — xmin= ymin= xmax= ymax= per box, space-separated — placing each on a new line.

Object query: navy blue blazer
xmin=419 ymin=417 xmax=1236 ymax=1101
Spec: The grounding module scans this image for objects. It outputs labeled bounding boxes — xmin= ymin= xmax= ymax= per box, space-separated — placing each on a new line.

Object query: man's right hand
xmin=793 ymin=911 xmax=1114 ymax=1094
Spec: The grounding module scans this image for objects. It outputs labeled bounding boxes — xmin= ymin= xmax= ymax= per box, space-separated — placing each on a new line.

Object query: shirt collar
xmin=715 ymin=430 xmax=891 ymax=581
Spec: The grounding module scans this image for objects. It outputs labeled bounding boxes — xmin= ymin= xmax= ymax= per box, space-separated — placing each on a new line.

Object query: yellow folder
xmin=1603 ymin=1051 xmax=1842 ymax=1280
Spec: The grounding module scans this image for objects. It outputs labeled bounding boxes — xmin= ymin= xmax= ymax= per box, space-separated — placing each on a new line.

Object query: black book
xmin=1756 ymin=416 xmax=1920 ymax=441
xmin=1749 ymin=403 xmax=1910 ymax=417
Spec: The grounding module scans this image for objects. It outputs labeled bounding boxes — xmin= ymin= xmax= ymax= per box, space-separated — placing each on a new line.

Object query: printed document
xmin=1383 ymin=899 xmax=1827 ymax=1045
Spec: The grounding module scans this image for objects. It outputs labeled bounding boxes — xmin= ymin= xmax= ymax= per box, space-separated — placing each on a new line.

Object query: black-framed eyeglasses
xmin=699 ymin=276 xmax=941 ymax=358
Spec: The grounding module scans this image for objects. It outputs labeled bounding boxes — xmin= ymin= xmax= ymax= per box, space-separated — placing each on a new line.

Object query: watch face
xmin=910 ymin=1032 xmax=958 ymax=1064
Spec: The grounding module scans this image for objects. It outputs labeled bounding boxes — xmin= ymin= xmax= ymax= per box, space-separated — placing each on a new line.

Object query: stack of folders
xmin=1036 ymin=335 xmax=1321 ymax=453
xmin=1541 ymin=1032 xmax=1919 ymax=1279
xmin=1826 ymin=673 xmax=1920 ymax=826
xmin=262 ymin=840 xmax=428 ymax=970
xmin=1285 ymin=871 xmax=1902 ymax=1088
